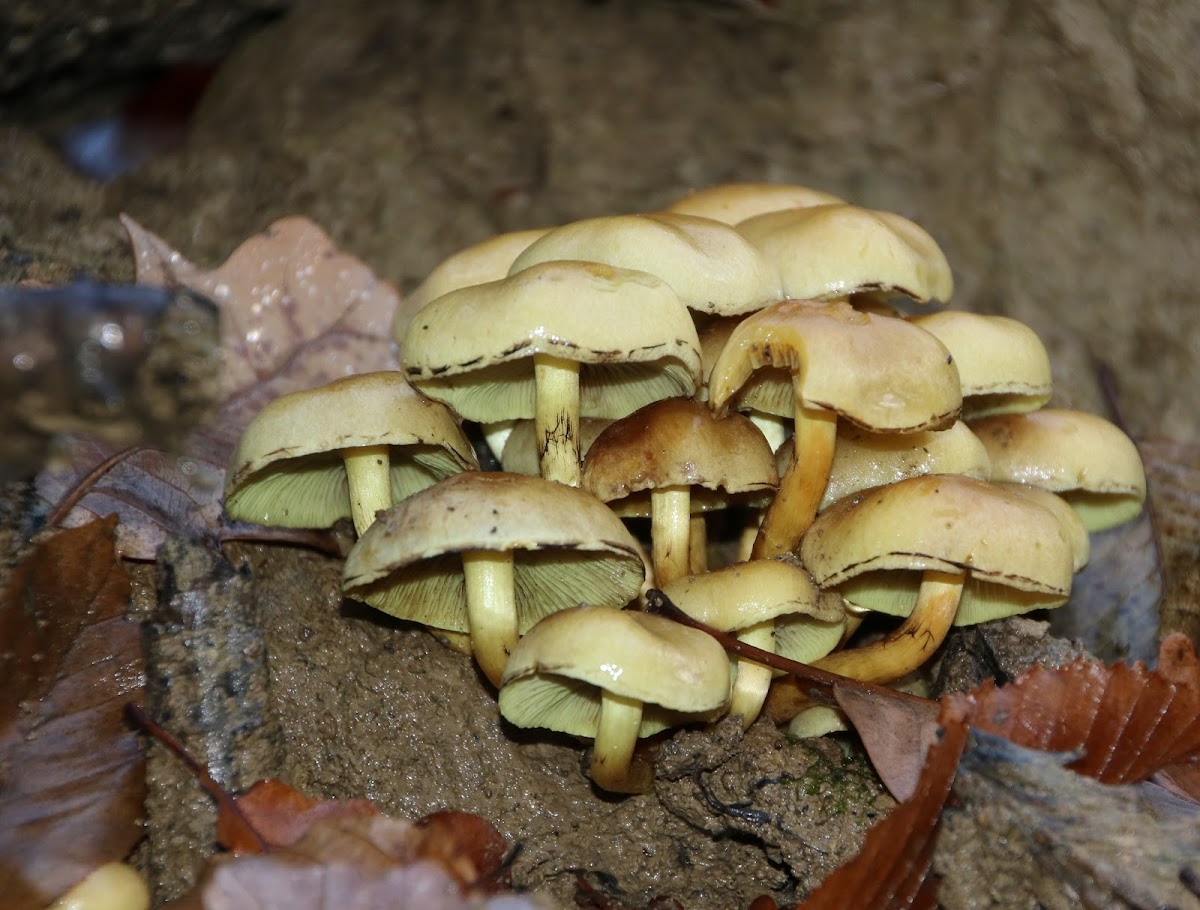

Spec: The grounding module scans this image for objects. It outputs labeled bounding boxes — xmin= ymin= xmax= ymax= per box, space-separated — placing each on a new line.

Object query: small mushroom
xmin=970 ymin=408 xmax=1147 ymax=531
xmin=498 ymin=605 xmax=730 ymax=792
xmin=663 ymin=182 xmax=844 ymax=225
xmin=48 ymin=862 xmax=150 ymax=910
xmin=224 ymin=371 xmax=478 ymax=536
xmin=708 ymin=299 xmax=962 ymax=558
xmin=507 ymin=211 xmax=783 ymax=317
xmin=908 ymin=311 xmax=1052 ymax=419
xmin=762 ymin=474 xmax=1076 ymax=720
xmin=400 ymin=261 xmax=702 ymax=487
xmin=660 ymin=559 xmax=844 ymax=728
xmin=735 ymin=203 xmax=954 ymax=305
xmin=499 ymin=417 xmax=613 ymax=476
xmin=581 ymin=396 xmax=777 ymax=584
xmin=343 ymin=471 xmax=645 ymax=687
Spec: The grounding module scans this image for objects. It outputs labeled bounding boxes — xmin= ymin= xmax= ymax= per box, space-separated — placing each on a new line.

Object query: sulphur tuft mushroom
xmin=735 ymin=203 xmax=954 ymax=305
xmin=498 ymin=604 xmax=730 ymax=793
xmin=343 ymin=471 xmax=646 ymax=687
xmin=400 ymin=261 xmax=702 ymax=487
xmin=224 ymin=371 xmax=478 ymax=537
xmin=707 ymin=298 xmax=962 ymax=558
xmin=580 ymin=396 xmax=778 ymax=585
xmin=660 ymin=558 xmax=844 ymax=729
xmin=779 ymin=475 xmax=1076 ymax=703
xmin=969 ymin=408 xmax=1147 ymax=531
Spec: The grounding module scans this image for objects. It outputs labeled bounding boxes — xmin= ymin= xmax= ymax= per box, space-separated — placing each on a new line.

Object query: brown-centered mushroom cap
xmin=801 ymin=474 xmax=1077 ymax=626
xmin=774 ymin=419 xmax=991 ymax=511
xmin=400 ymin=260 xmax=702 ymax=486
xmin=582 ymin=397 xmax=778 ymax=515
xmin=393 ymin=228 xmax=551 ymax=343
xmin=498 ymin=604 xmax=730 ymax=791
xmin=969 ymin=409 xmax=1147 ymax=531
xmin=664 ymin=182 xmax=844 ymax=225
xmin=343 ymin=471 xmax=645 ymax=686
xmin=736 ymin=203 xmax=953 ymax=304
xmin=908 ymin=311 xmax=1052 ymax=419
xmin=507 ymin=212 xmax=783 ymax=316
xmin=224 ymin=371 xmax=478 ymax=535
xmin=581 ymin=396 xmax=779 ymax=585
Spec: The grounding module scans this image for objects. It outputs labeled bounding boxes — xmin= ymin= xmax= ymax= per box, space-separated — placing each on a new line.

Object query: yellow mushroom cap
xmin=393 ymin=227 xmax=552 ymax=342
xmin=663 ymin=182 xmax=844 ymax=225
xmin=498 ymin=605 xmax=730 ymax=738
xmin=775 ymin=419 xmax=991 ymax=511
xmin=736 ymin=203 xmax=953 ymax=304
xmin=800 ymin=474 xmax=1076 ymax=626
xmin=661 ymin=558 xmax=844 ymax=647
xmin=224 ymin=371 xmax=477 ymax=528
xmin=995 ymin=482 xmax=1090 ymax=572
xmin=507 ymin=212 xmax=784 ymax=316
xmin=400 ymin=260 xmax=702 ymax=421
xmin=343 ymin=471 xmax=645 ymax=634
xmin=708 ymin=299 xmax=962 ymax=432
xmin=969 ymin=409 xmax=1147 ymax=531
xmin=909 ymin=311 xmax=1052 ymax=419
xmin=581 ymin=396 xmax=778 ymax=516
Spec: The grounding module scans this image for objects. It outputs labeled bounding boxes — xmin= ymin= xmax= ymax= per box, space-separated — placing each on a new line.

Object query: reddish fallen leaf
xmin=0 ymin=518 xmax=145 ymax=909
xmin=948 ymin=632 xmax=1200 ymax=786
xmin=832 ymin=686 xmax=939 ymax=803
xmin=170 ymin=813 xmax=536 ymax=910
xmin=218 ymin=778 xmax=378 ymax=853
xmin=414 ymin=810 xmax=512 ymax=893
xmin=36 ymin=216 xmax=401 ymax=558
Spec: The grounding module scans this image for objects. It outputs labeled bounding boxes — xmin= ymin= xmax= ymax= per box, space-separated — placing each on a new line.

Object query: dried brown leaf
xmin=0 ymin=518 xmax=145 ymax=908
xmin=217 ymin=778 xmax=378 ymax=854
xmin=948 ymin=632 xmax=1200 ymax=785
xmin=832 ymin=686 xmax=940 ymax=803
xmin=35 ymin=217 xmax=401 ymax=558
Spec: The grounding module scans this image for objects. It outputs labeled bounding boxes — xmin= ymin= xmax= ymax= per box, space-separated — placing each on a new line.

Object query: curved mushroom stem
xmin=462 ymin=549 xmax=519 ymax=688
xmin=534 ymin=353 xmax=582 ymax=487
xmin=727 ymin=619 xmax=776 ymax=729
xmin=752 ymin=400 xmax=837 ymax=559
xmin=650 ymin=485 xmax=692 ymax=586
xmin=590 ymin=688 xmax=645 ymax=793
xmin=763 ymin=570 xmax=964 ymax=723
xmin=343 ymin=444 xmax=392 ymax=537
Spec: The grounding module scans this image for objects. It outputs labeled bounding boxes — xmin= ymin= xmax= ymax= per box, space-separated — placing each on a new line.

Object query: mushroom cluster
xmin=223 ymin=182 xmax=1148 ymax=792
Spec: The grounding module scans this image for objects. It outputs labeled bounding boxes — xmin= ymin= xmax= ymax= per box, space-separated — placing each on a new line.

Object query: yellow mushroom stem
xmin=462 ymin=549 xmax=519 ymax=688
xmin=343 ymin=444 xmax=392 ymax=537
xmin=764 ymin=569 xmax=964 ymax=723
xmin=49 ymin=861 xmax=150 ymax=910
xmin=590 ymin=688 xmax=645 ymax=793
xmin=752 ymin=399 xmax=838 ymax=559
xmin=650 ymin=486 xmax=692 ymax=586
xmin=534 ymin=353 xmax=582 ymax=487
xmin=727 ymin=619 xmax=776 ymax=729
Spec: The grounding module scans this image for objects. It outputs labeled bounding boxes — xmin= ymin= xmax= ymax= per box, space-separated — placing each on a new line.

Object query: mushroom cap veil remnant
xmin=499 ymin=605 xmax=730 ymax=792
xmin=224 ymin=371 xmax=478 ymax=535
xmin=342 ymin=471 xmax=646 ymax=687
xmin=736 ymin=203 xmax=954 ymax=304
